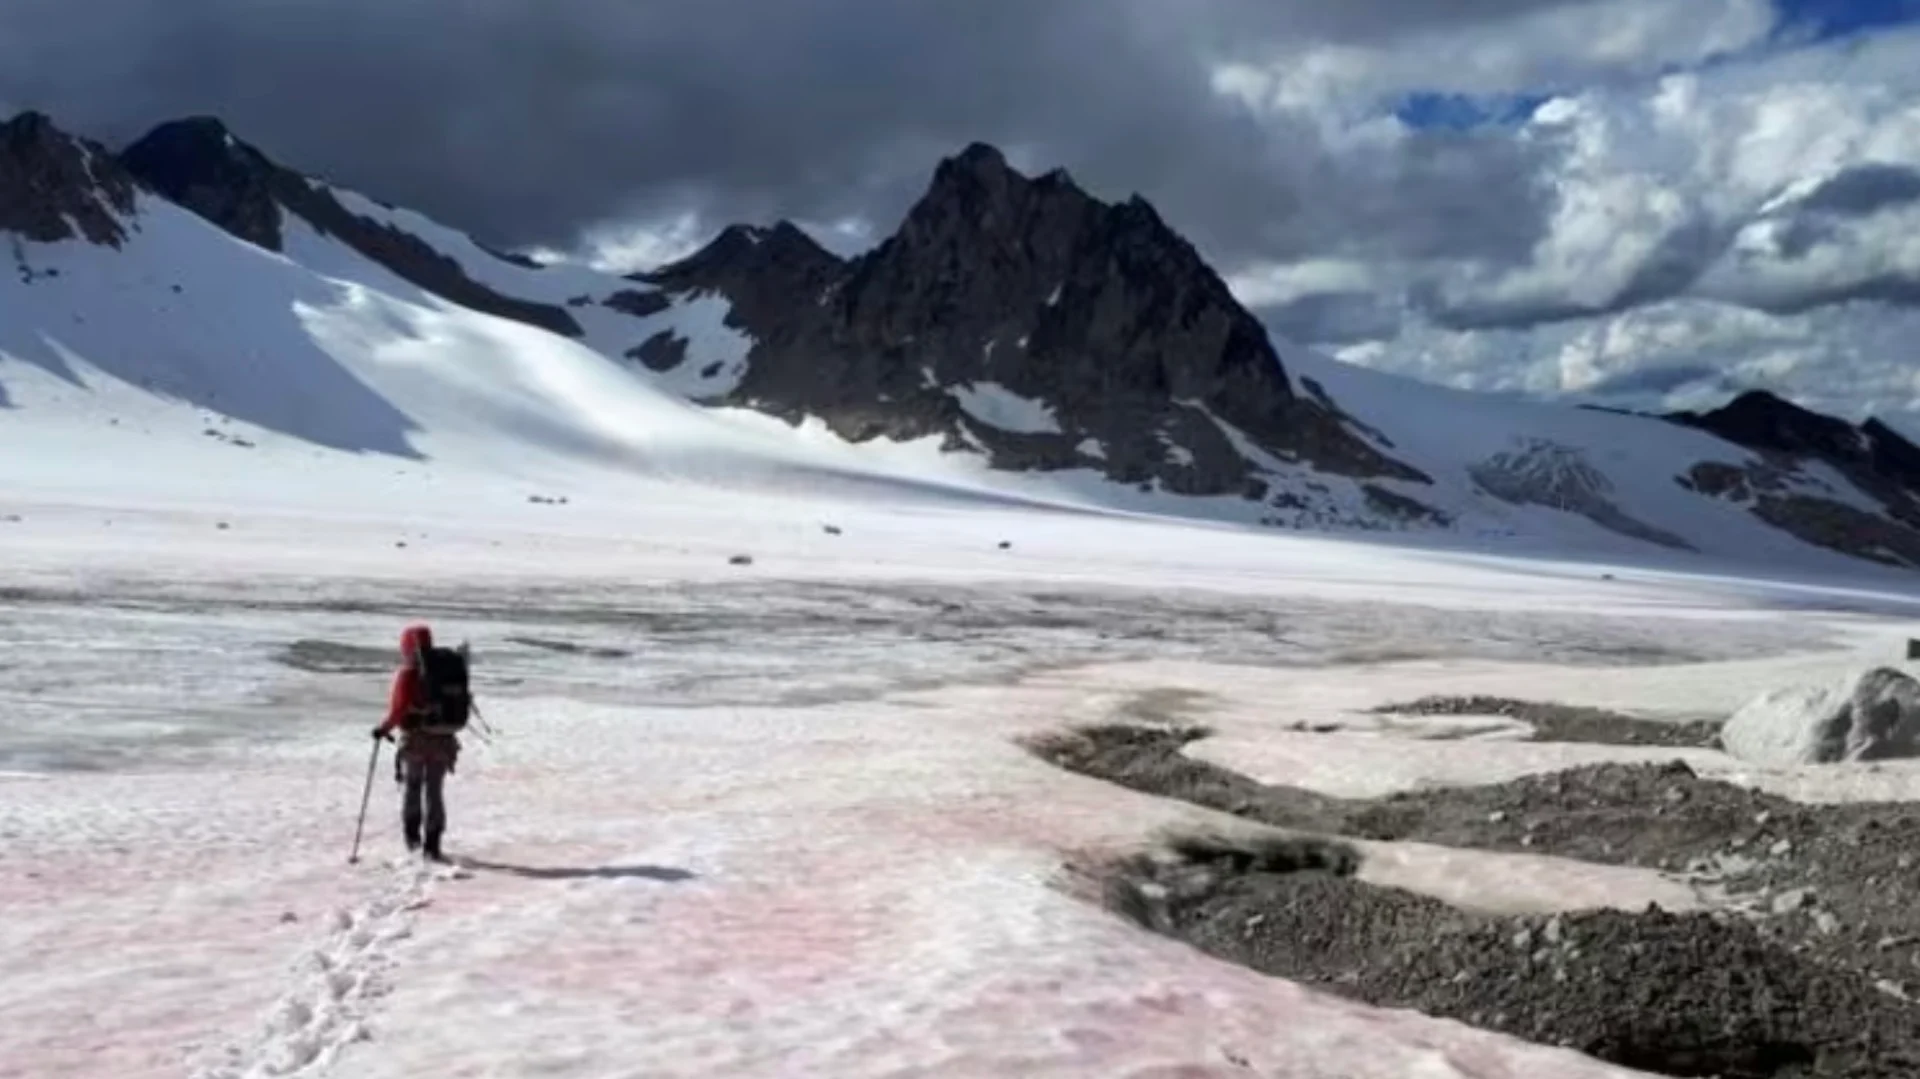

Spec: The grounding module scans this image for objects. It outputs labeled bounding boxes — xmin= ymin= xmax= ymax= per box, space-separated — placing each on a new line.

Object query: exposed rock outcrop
xmin=627 ymin=330 xmax=690 ymax=372
xmin=1678 ymin=458 xmax=1920 ymax=568
xmin=1671 ymin=392 xmax=1920 ymax=564
xmin=1471 ymin=439 xmax=1693 ymax=549
xmin=0 ymin=112 xmax=136 ymax=247
xmin=1672 ymin=392 xmax=1920 ymax=490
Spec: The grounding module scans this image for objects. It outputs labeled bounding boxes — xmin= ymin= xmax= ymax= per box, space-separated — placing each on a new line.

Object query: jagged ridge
xmin=120 ymin=118 xmax=582 ymax=337
xmin=651 ymin=143 xmax=1429 ymax=502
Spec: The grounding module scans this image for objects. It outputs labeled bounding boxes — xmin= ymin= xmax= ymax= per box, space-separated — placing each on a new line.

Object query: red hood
xmin=400 ymin=624 xmax=434 ymax=667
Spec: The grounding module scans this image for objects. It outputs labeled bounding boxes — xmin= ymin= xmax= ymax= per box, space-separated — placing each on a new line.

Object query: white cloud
xmin=1212 ymin=0 xmax=1779 ymax=117
xmin=1339 ymin=295 xmax=1920 ymax=426
xmin=800 ymin=216 xmax=880 ymax=258
xmin=1241 ymin=18 xmax=1920 ymax=425
xmin=1227 ymin=259 xmax=1378 ymax=307
xmin=579 ymin=212 xmax=709 ymax=274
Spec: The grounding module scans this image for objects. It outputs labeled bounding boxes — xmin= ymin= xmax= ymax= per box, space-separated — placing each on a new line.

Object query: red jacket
xmin=378 ymin=624 xmax=435 ymax=735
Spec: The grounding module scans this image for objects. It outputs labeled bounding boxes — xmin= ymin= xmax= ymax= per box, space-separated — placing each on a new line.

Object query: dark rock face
xmin=1671 ymin=391 xmax=1920 ymax=566
xmin=627 ymin=330 xmax=689 ymax=372
xmin=602 ymin=288 xmax=671 ymax=319
xmin=1675 ymin=391 xmax=1882 ymax=469
xmin=1678 ymin=391 xmax=1920 ymax=511
xmin=645 ymin=222 xmax=845 ymax=317
xmin=1672 ymin=391 xmax=1920 ymax=545
xmin=0 ymin=112 xmax=136 ymax=247
xmin=121 ymin=118 xmax=581 ymax=338
xmin=119 ymin=117 xmax=282 ymax=250
xmin=1750 ymin=494 xmax=1920 ymax=568
xmin=648 ymin=144 xmax=1426 ymax=498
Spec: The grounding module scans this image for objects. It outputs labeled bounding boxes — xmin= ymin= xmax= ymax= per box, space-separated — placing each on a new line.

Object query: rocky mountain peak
xmin=832 ymin=142 xmax=1421 ymax=484
xmin=884 ymin=141 xmax=1098 ymax=275
xmin=657 ymin=142 xmax=1426 ymax=501
xmin=0 ymin=111 xmax=136 ymax=246
xmin=1675 ymin=390 xmax=1862 ymax=459
xmin=648 ymin=220 xmax=842 ymax=292
xmin=121 ymin=117 xmax=283 ymax=250
xmin=644 ymin=220 xmax=845 ymax=338
xmin=1673 ymin=389 xmax=1920 ymax=492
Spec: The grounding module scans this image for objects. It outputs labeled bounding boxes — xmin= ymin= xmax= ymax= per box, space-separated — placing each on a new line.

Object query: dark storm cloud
xmin=1742 ymin=274 xmax=1920 ymax=314
xmin=1194 ymin=0 xmax=1608 ymax=47
xmin=1259 ymin=292 xmax=1406 ymax=345
xmin=1418 ymin=216 xmax=1736 ymax=331
xmin=0 ymin=0 xmax=1563 ymax=263
xmin=1584 ymin=362 xmax=1735 ymax=398
xmin=1796 ymin=162 xmax=1920 ymax=217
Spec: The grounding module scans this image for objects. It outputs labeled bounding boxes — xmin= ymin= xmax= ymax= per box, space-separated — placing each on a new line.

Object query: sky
xmin=2 ymin=0 xmax=1919 ymax=423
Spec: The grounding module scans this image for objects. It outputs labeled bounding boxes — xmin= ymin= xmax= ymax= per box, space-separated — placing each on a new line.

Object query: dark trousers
xmin=402 ymin=756 xmax=448 ymax=850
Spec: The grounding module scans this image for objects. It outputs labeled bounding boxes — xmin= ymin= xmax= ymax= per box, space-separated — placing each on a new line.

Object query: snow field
xmin=2 ymin=558 xmax=1906 ymax=1078
xmin=13 ymin=119 xmax=1920 ymax=1079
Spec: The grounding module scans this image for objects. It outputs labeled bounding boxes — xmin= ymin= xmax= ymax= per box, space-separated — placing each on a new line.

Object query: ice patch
xmin=951 ymin=381 xmax=1062 ymax=435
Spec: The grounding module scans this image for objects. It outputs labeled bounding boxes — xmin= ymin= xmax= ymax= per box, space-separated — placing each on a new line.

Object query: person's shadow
xmin=459 ymin=858 xmax=696 ymax=883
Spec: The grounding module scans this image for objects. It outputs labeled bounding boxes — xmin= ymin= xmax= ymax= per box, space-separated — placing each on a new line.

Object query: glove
xmin=371 ymin=726 xmax=392 ymax=742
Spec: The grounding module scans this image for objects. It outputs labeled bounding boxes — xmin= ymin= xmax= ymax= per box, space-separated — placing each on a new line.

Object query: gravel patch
xmin=1036 ymin=721 xmax=1920 ymax=1077
xmin=1098 ymin=830 xmax=1920 ymax=1078
xmin=1028 ymin=724 xmax=1350 ymax=835
xmin=1371 ymin=695 xmax=1722 ymax=748
xmin=1349 ymin=759 xmax=1920 ymax=1004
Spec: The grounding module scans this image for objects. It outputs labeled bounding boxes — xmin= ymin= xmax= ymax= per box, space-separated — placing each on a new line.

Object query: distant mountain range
xmin=6 ymin=107 xmax=1920 ymax=575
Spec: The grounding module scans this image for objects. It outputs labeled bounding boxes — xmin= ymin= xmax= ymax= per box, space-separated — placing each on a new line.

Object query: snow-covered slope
xmin=1280 ymin=346 xmax=1888 ymax=570
xmin=0 ymin=117 xmax=1147 ymax=528
xmin=8 ymin=109 xmax=1920 ymax=588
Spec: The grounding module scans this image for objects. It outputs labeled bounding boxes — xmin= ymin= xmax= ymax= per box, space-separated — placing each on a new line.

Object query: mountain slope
xmin=0 ymin=112 xmax=1115 ymax=524
xmin=6 ymin=108 xmax=1920 ymax=581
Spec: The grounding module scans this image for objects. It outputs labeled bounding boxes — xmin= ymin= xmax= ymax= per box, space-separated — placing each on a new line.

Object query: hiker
xmin=371 ymin=623 xmax=471 ymax=862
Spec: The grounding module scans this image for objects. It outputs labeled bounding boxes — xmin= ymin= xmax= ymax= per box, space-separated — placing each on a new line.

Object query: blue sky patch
xmin=1395 ymin=91 xmax=1549 ymax=130
xmin=1773 ymin=0 xmax=1920 ymax=42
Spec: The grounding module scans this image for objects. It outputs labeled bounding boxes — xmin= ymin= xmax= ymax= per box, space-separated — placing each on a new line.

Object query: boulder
xmin=1719 ymin=667 xmax=1920 ymax=765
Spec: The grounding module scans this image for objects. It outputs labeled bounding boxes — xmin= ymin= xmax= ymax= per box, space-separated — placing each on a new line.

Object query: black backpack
xmin=411 ymin=644 xmax=472 ymax=734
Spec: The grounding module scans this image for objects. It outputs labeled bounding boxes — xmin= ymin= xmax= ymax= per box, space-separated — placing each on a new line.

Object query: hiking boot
xmin=423 ymin=835 xmax=447 ymax=863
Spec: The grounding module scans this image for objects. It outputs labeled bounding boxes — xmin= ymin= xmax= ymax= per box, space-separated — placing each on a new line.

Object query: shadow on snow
xmin=458 ymin=858 xmax=696 ymax=883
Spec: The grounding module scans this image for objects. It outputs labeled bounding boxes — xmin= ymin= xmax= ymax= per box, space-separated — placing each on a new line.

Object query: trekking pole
xmin=470 ymin=701 xmax=499 ymax=739
xmin=348 ymin=737 xmax=382 ymax=864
